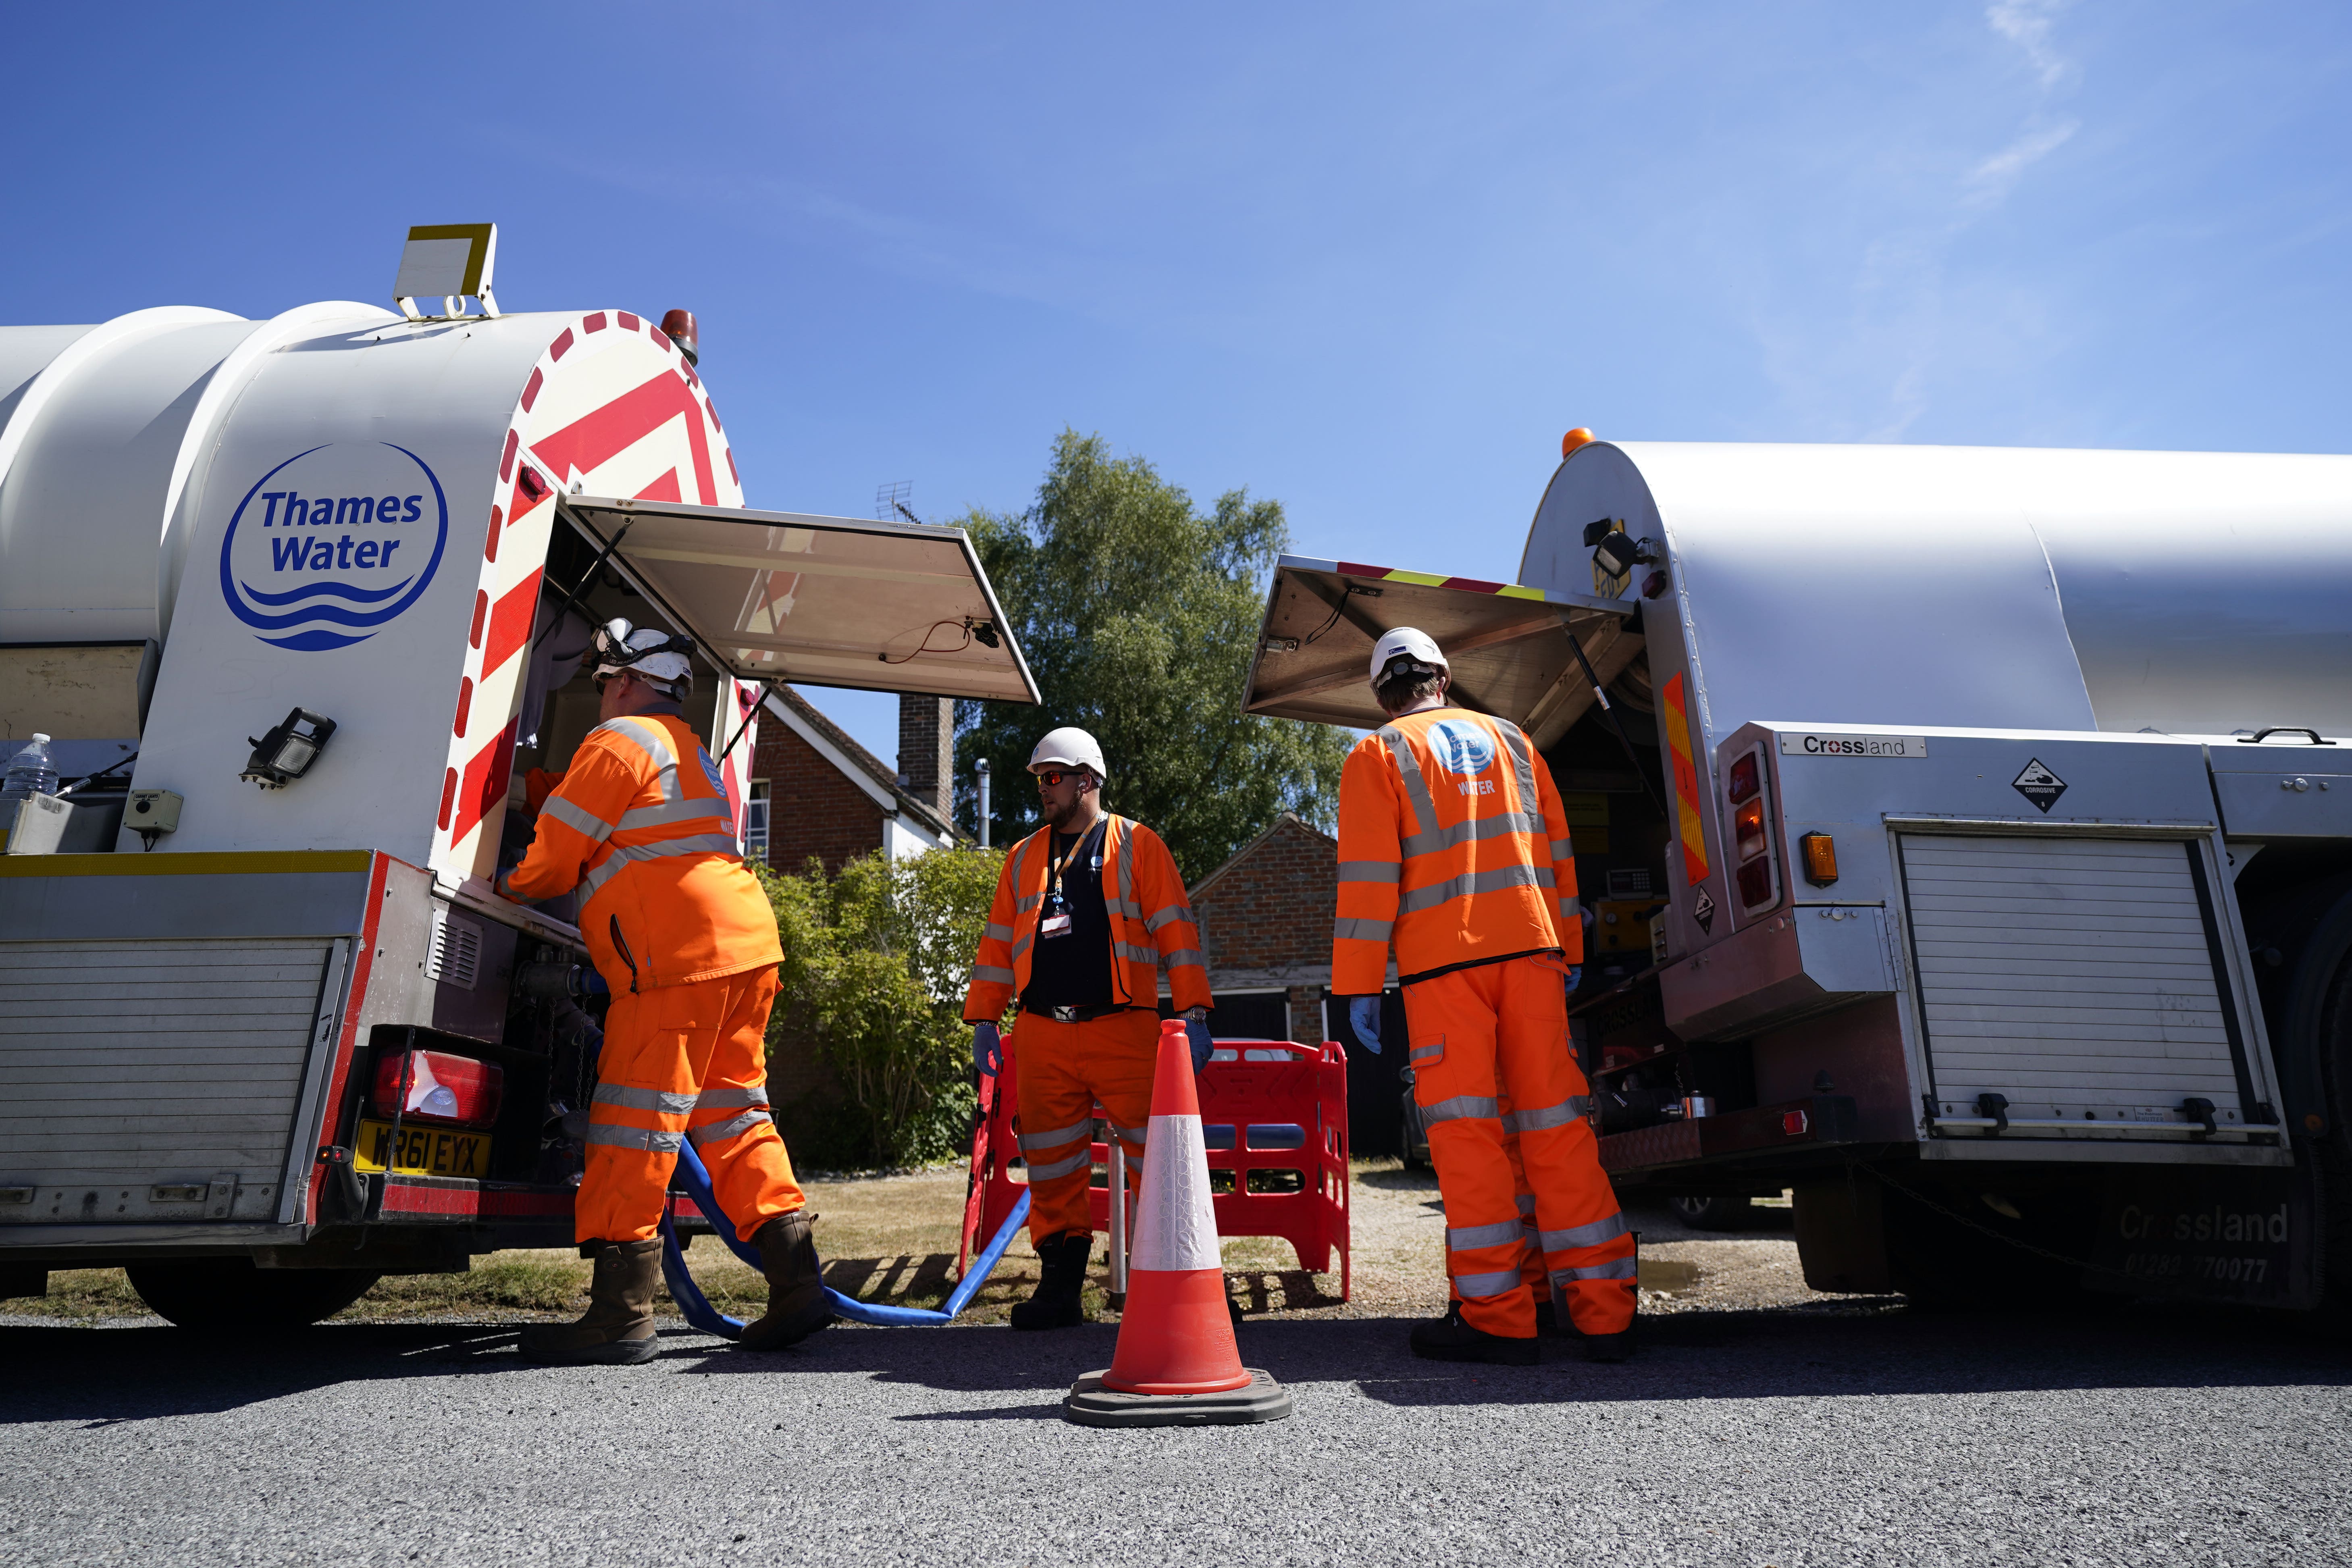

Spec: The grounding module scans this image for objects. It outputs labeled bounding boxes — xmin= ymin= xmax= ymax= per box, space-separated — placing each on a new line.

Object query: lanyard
xmin=1048 ymin=820 xmax=1104 ymax=906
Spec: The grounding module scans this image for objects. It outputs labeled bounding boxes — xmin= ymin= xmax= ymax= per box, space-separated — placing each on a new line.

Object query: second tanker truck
xmin=1246 ymin=431 xmax=2352 ymax=1313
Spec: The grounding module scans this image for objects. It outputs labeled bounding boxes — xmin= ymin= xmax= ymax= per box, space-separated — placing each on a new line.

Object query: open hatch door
xmin=1243 ymin=555 xmax=1639 ymax=746
xmin=563 ymin=498 xmax=1038 ymax=703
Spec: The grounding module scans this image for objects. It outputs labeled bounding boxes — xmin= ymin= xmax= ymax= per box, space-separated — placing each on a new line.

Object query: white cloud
xmin=1987 ymin=0 xmax=2072 ymax=89
xmin=1967 ymin=119 xmax=2081 ymax=203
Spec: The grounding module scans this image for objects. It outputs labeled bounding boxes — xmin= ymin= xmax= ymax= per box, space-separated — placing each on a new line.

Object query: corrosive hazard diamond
xmin=2011 ymin=757 xmax=2067 ymax=814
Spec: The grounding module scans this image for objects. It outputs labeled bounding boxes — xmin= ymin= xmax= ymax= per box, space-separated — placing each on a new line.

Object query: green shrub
xmin=759 ymin=846 xmax=1003 ymax=1169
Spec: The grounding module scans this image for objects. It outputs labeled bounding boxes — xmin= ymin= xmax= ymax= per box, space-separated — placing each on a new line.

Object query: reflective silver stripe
xmin=1019 ymin=1118 xmax=1096 ymax=1151
xmin=585 ymin=1124 xmax=684 ymax=1153
xmin=695 ymin=1085 xmax=771 ymax=1110
xmin=1453 ymin=1268 xmax=1524 ymax=1298
xmin=1158 ymin=948 xmax=1204 ymax=970
xmin=1516 ymin=1192 xmax=1537 ymax=1216
xmin=1336 ymin=860 xmax=1402 ymax=884
xmin=1025 ymin=1148 xmax=1093 ymax=1182
xmin=1110 ymin=1123 xmax=1147 ymax=1148
xmin=593 ymin=1084 xmax=698 ymax=1116
xmin=1540 ymin=1213 xmax=1630 ymax=1252
xmin=1334 ymin=916 xmax=1393 ymax=943
xmin=984 ymin=922 xmax=1015 ymax=942
xmin=1144 ymin=904 xmax=1196 ymax=933
xmin=616 ymin=796 xmax=730 ymax=832
xmin=1408 ymin=1042 xmax=1443 ymax=1067
xmin=1108 ymin=897 xmax=1145 ymax=919
xmin=1502 ymin=1096 xmax=1590 ymax=1134
xmin=1397 ymin=861 xmax=1552 ymax=916
xmin=972 ymin=965 xmax=1016 ymax=984
xmin=600 ymin=715 xmax=684 ymax=805
xmin=1114 ymin=942 xmax=1160 ymax=967
xmin=1012 ymin=936 xmax=1033 ymax=960
xmin=1552 ymin=1257 xmax=1639 ymax=1283
xmin=1401 ymin=809 xmax=1549 ymax=860
xmin=1376 ymin=727 xmax=1439 ymax=840
xmin=1113 ymin=817 xmax=1134 ymax=911
xmin=1550 ymin=838 xmax=1575 ymax=864
xmin=543 ymin=796 xmax=615 ymax=842
xmin=689 ymin=1109 xmax=770 ymax=1146
xmin=1016 ymin=893 xmax=1044 ymax=912
xmin=580 ymin=833 xmax=741 ymax=900
xmin=1496 ymin=720 xmax=1541 ymax=816
xmin=1420 ymin=1094 xmax=1500 ymax=1127
xmin=1447 ymin=1220 xmax=1530 ymax=1252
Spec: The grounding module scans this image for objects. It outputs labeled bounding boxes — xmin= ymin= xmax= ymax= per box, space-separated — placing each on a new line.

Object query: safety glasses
xmin=1034 ymin=768 xmax=1086 ymax=788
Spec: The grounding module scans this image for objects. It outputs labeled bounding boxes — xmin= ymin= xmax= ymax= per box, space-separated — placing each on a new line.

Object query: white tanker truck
xmin=0 ymin=230 xmax=1034 ymax=1324
xmin=1248 ymin=433 xmax=2352 ymax=1312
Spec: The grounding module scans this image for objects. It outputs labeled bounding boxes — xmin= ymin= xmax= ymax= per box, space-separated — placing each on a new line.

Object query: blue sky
xmin=7 ymin=2 xmax=2346 ymax=767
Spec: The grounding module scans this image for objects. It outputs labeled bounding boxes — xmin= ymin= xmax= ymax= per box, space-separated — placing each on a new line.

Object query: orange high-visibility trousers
xmin=1406 ymin=953 xmax=1635 ymax=1339
xmin=1013 ymin=1009 xmax=1158 ymax=1243
xmin=577 ymin=967 xmax=805 ymax=1244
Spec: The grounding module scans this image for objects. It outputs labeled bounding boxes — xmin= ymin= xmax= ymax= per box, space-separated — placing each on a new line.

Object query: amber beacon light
xmin=1800 ymin=832 xmax=1839 ymax=886
xmin=1561 ymin=427 xmax=1596 ymax=458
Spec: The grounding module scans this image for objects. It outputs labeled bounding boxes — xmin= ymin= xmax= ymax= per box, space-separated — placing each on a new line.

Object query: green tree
xmin=759 ymin=845 xmax=1002 ymax=1169
xmin=954 ymin=430 xmax=1350 ymax=881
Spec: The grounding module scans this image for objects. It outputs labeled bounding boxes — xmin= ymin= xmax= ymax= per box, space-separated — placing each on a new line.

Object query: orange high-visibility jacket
xmin=962 ymin=815 xmax=1212 ymax=1022
xmin=1331 ymin=705 xmax=1580 ymax=995
xmin=503 ymin=713 xmax=781 ymax=991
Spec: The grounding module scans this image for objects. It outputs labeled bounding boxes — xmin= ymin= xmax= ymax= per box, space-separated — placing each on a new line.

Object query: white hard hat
xmin=1029 ymin=726 xmax=1107 ymax=781
xmin=591 ymin=620 xmax=694 ymax=689
xmin=1368 ymin=626 xmax=1449 ymax=686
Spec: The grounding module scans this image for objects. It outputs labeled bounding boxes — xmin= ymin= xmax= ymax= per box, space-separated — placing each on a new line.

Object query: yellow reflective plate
xmin=354 ymin=1118 xmax=491 ymax=1178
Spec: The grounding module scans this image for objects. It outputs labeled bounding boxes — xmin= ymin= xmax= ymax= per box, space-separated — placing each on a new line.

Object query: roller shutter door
xmin=1897 ymin=835 xmax=2252 ymax=1127
xmin=0 ymin=938 xmax=338 ymax=1221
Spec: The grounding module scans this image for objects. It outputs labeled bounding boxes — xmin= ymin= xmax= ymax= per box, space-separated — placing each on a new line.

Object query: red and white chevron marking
xmin=434 ymin=310 xmax=751 ymax=880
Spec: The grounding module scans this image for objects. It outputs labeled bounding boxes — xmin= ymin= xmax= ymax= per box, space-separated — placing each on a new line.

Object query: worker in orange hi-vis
xmin=499 ymin=621 xmax=826 ymax=1364
xmin=1335 ymin=627 xmax=1636 ymax=1366
xmin=962 ymin=726 xmax=1215 ymax=1330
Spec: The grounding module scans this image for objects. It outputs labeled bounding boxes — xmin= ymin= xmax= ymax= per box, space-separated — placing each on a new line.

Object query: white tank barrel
xmin=1522 ymin=441 xmax=2352 ymax=758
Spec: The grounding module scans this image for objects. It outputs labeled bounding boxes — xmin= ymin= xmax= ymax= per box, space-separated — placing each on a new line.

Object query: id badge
xmin=1040 ymin=911 xmax=1072 ymax=940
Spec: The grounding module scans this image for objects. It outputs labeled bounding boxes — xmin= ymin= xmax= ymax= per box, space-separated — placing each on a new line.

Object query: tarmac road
xmin=4 ymin=1299 xmax=2349 ymax=1567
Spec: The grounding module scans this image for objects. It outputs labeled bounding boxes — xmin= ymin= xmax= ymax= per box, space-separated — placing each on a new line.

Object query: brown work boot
xmin=737 ymin=1209 xmax=833 ymax=1351
xmin=1010 ymin=1230 xmax=1092 ymax=1330
xmin=520 ymin=1238 xmax=662 ymax=1365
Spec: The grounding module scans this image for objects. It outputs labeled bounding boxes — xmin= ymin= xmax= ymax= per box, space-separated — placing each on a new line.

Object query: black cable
xmin=1561 ymin=623 xmax=1668 ymax=821
xmin=715 ymin=681 xmax=769 ymax=765
xmin=533 ymin=522 xmax=632 ymax=650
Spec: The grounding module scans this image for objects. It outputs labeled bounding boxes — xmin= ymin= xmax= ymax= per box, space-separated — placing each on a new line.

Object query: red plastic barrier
xmin=957 ymin=1033 xmax=1350 ymax=1301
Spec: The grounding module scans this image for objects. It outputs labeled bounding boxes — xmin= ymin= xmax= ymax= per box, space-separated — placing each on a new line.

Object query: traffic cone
xmin=1064 ymin=1019 xmax=1293 ymax=1428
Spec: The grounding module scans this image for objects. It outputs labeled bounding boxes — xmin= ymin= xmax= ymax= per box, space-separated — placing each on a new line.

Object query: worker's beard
xmin=1041 ymin=789 xmax=1090 ymax=831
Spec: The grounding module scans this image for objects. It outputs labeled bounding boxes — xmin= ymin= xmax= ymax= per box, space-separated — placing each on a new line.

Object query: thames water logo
xmin=1427 ymin=717 xmax=1497 ymax=778
xmin=216 ymin=442 xmax=450 ymax=651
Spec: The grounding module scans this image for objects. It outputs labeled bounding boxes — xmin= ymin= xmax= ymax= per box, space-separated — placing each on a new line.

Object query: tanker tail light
xmin=1723 ymin=741 xmax=1782 ymax=918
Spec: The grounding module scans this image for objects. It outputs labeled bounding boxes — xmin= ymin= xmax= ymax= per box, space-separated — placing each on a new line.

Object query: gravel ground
xmin=6 ymin=1170 xmax=2350 ymax=1566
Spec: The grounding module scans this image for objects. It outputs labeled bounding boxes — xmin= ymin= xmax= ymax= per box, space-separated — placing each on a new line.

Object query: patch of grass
xmin=10 ymin=1268 xmax=149 ymax=1320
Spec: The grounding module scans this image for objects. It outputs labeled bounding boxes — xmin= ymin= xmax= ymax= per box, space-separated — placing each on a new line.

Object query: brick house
xmin=747 ymin=688 xmax=959 ymax=874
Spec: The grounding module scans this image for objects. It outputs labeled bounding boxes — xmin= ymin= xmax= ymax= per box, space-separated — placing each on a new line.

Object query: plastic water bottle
xmin=2 ymin=733 xmax=57 ymax=835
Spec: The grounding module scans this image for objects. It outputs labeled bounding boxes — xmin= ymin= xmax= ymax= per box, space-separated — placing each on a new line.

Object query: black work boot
xmin=521 ymin=1239 xmax=663 ymax=1365
xmin=1010 ymin=1230 xmax=1093 ymax=1330
xmin=738 ymin=1210 xmax=834 ymax=1351
xmin=1408 ymin=1304 xmax=1539 ymax=1366
xmin=1582 ymin=1328 xmax=1635 ymax=1363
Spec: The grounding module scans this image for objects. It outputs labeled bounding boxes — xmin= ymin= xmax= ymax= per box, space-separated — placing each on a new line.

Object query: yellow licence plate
xmin=354 ymin=1118 xmax=492 ymax=1178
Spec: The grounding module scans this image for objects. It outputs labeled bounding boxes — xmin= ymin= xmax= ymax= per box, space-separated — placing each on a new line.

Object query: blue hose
xmin=657 ymin=1138 xmax=1032 ymax=1335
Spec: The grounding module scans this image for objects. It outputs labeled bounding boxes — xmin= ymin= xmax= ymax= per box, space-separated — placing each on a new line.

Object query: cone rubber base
xmin=1063 ymin=1368 xmax=1292 ymax=1428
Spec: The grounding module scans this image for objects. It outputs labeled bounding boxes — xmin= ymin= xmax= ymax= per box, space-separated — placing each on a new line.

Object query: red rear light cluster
xmin=372 ymin=1049 xmax=503 ymax=1129
xmin=1724 ymin=742 xmax=1781 ymax=916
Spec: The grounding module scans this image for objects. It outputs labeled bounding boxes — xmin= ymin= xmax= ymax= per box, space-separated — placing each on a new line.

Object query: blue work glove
xmin=971 ymin=1020 xmax=1000 ymax=1078
xmin=1564 ymin=965 xmax=1582 ymax=996
xmin=1185 ymin=1013 xmax=1214 ymax=1073
xmin=1348 ymin=995 xmax=1384 ymax=1054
